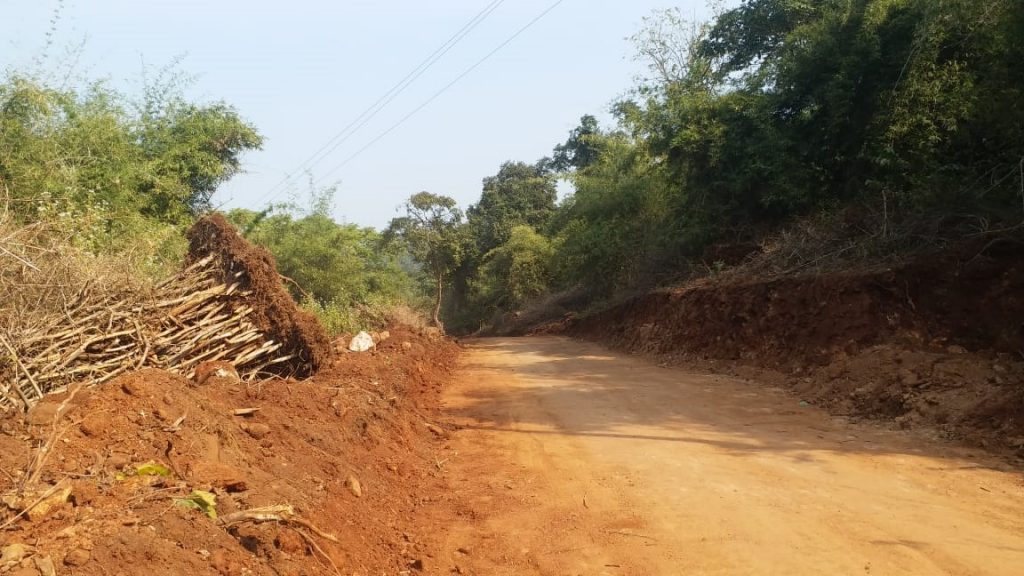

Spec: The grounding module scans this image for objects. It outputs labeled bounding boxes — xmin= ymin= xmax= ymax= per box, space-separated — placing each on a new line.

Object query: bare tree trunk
xmin=433 ymin=272 xmax=445 ymax=334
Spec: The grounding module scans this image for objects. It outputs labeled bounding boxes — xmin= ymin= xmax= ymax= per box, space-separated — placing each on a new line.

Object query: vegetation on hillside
xmin=5 ymin=0 xmax=1021 ymax=337
xmin=390 ymin=0 xmax=1023 ymax=333
xmin=228 ymin=190 xmax=425 ymax=334
xmin=0 ymin=70 xmax=425 ymax=334
xmin=0 ymin=73 xmax=261 ymax=273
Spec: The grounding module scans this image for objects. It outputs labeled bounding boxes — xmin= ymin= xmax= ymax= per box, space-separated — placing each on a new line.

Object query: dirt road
xmin=430 ymin=337 xmax=1024 ymax=575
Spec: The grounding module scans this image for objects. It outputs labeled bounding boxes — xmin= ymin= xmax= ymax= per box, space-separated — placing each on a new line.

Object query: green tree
xmin=137 ymin=101 xmax=263 ymax=219
xmin=476 ymin=225 xmax=554 ymax=311
xmin=550 ymin=115 xmax=602 ymax=172
xmin=0 ymin=76 xmax=261 ymax=225
xmin=386 ymin=192 xmax=466 ymax=331
xmin=231 ymin=185 xmax=414 ymax=295
xmin=552 ymin=133 xmax=678 ymax=295
xmin=0 ymin=74 xmax=262 ymax=269
xmin=467 ymin=161 xmax=558 ymax=255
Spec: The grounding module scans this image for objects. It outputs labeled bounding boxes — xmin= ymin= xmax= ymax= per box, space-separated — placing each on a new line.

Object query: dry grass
xmin=381 ymin=304 xmax=431 ymax=332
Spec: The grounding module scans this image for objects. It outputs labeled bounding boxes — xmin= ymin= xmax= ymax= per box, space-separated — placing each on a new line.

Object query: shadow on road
xmin=444 ymin=336 xmax=1014 ymax=470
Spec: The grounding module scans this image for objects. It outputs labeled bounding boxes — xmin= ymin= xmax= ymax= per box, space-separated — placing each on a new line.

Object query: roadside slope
xmin=564 ymin=246 xmax=1024 ymax=452
xmin=0 ymin=327 xmax=458 ymax=576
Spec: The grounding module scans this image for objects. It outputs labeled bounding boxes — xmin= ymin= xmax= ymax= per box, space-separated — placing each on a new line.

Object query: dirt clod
xmin=240 ymin=422 xmax=271 ymax=439
xmin=26 ymin=403 xmax=58 ymax=426
xmin=63 ymin=549 xmax=90 ymax=567
xmin=78 ymin=414 xmax=108 ymax=437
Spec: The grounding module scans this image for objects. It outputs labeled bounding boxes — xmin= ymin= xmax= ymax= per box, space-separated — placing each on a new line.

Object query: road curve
xmin=431 ymin=336 xmax=1024 ymax=576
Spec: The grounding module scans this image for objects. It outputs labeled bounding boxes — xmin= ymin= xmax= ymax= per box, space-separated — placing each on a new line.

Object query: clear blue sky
xmin=2 ymin=0 xmax=717 ymax=228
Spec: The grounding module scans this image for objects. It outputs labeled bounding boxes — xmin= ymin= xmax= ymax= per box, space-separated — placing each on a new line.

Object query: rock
xmin=425 ymin=423 xmax=448 ymax=439
xmin=409 ymin=558 xmax=425 ymax=571
xmin=947 ymin=345 xmax=967 ymax=355
xmin=345 ymin=475 xmax=362 ymax=498
xmin=107 ymin=453 xmax=131 ymax=470
xmin=79 ymin=413 xmax=108 ymax=437
xmin=240 ymin=422 xmax=271 ymax=440
xmin=377 ymin=330 xmax=391 ymax=343
xmin=33 ymin=556 xmax=56 ymax=576
xmin=63 ymin=549 xmax=90 ymax=567
xmin=194 ymin=361 xmax=239 ymax=385
xmin=9 ymin=567 xmax=40 ymax=576
xmin=401 ymin=341 xmax=413 ymax=351
xmin=993 ymin=364 xmax=1007 ymax=374
xmin=154 ymin=407 xmax=181 ymax=422
xmin=348 ymin=331 xmax=375 ymax=353
xmin=191 ymin=461 xmax=249 ymax=492
xmin=1 ymin=543 xmax=32 ymax=565
xmin=24 ymin=479 xmax=72 ymax=521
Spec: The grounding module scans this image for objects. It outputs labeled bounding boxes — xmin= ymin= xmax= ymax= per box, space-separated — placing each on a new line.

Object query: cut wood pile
xmin=0 ymin=214 xmax=330 ymax=412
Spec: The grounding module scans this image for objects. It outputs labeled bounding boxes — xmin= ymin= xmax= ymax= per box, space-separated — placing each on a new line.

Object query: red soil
xmin=0 ymin=326 xmax=459 ymax=575
xmin=565 ymin=243 xmax=1024 ymax=455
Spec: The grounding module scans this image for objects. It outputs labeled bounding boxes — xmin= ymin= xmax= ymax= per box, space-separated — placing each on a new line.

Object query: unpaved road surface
xmin=431 ymin=337 xmax=1024 ymax=575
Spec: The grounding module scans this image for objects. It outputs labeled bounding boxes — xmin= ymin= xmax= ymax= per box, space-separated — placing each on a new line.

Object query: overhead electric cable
xmin=252 ymin=0 xmax=508 ymax=206
xmin=312 ymin=0 xmax=567 ymax=186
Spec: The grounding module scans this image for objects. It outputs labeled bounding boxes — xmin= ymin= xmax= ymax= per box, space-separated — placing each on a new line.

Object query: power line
xmin=251 ymin=0 xmax=508 ymax=208
xmin=313 ymin=0 xmax=567 ymax=188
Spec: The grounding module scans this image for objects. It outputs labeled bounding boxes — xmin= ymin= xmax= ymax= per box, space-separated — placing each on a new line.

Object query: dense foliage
xmin=385 ymin=192 xmax=467 ymax=330
xmin=7 ymin=1 xmax=1021 ymax=336
xmin=0 ymin=71 xmax=424 ymax=333
xmin=423 ymin=0 xmax=1024 ymax=332
xmin=227 ymin=191 xmax=421 ymax=334
xmin=0 ymin=74 xmax=262 ymax=271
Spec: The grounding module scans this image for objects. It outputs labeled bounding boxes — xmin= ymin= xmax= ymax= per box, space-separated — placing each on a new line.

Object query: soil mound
xmin=187 ymin=214 xmax=331 ymax=377
xmin=0 ymin=326 xmax=460 ymax=575
xmin=564 ymin=243 xmax=1024 ymax=453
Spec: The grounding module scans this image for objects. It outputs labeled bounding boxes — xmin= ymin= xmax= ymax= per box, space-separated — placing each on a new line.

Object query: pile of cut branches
xmin=0 ymin=255 xmax=293 ymax=411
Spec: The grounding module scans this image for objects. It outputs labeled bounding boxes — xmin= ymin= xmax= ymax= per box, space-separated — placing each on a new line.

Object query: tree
xmin=138 ymin=101 xmax=263 ymax=218
xmin=386 ymin=192 xmax=466 ymax=331
xmin=467 ymin=161 xmax=558 ymax=255
xmin=0 ymin=75 xmax=262 ymax=228
xmin=630 ymin=7 xmax=721 ymax=92
xmin=0 ymin=74 xmax=261 ymax=270
xmin=550 ymin=115 xmax=602 ymax=172
xmin=476 ymin=225 xmax=554 ymax=311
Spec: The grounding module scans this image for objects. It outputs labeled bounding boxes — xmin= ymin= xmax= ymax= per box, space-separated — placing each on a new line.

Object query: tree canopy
xmin=386 ymin=192 xmax=466 ymax=330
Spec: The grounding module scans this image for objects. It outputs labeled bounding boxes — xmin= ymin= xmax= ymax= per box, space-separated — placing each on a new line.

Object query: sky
xmin=1 ymin=0 xmax=717 ymax=229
